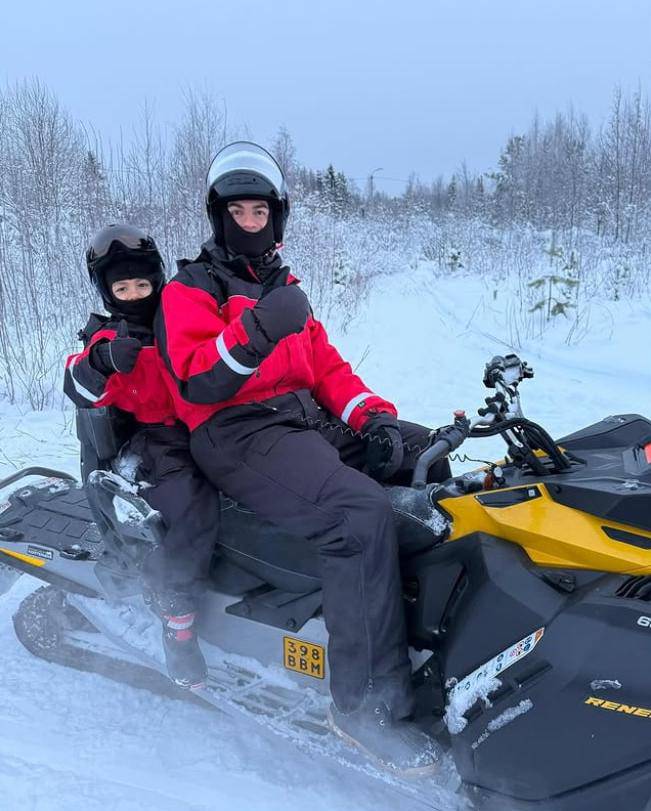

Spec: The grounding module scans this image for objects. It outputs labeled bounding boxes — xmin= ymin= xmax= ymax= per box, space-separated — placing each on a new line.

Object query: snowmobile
xmin=2 ymin=353 xmax=651 ymax=811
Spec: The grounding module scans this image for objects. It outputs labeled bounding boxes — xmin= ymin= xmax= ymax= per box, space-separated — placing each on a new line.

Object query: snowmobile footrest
xmin=225 ymin=586 xmax=322 ymax=632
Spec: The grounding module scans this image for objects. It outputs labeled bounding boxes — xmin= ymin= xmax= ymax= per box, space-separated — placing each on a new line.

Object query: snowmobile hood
xmin=439 ymin=414 xmax=651 ymax=575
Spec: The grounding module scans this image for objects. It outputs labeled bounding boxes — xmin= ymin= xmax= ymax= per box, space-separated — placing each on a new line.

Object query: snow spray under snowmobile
xmin=1 ymin=353 xmax=651 ymax=811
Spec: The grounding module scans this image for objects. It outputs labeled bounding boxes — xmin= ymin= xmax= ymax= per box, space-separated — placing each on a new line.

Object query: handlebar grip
xmin=411 ymin=417 xmax=471 ymax=489
xmin=411 ymin=439 xmax=453 ymax=490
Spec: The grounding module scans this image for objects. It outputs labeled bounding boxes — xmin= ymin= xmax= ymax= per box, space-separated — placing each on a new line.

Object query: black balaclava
xmin=222 ymin=207 xmax=277 ymax=265
xmin=103 ymin=260 xmax=163 ymax=326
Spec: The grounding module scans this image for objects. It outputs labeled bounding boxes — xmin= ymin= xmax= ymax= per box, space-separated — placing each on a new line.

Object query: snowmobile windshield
xmin=206 ymin=142 xmax=285 ymax=202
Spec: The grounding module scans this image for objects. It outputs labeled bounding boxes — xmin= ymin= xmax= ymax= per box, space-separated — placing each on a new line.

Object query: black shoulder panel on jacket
xmin=170 ymin=262 xmax=227 ymax=305
xmin=78 ymin=313 xmax=110 ymax=346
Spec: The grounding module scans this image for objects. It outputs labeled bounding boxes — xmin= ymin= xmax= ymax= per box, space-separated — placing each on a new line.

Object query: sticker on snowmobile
xmin=283 ymin=636 xmax=325 ymax=680
xmin=34 ymin=478 xmax=71 ymax=494
xmin=450 ymin=627 xmax=545 ymax=698
xmin=26 ymin=545 xmax=54 ymax=561
xmin=585 ymin=696 xmax=651 ymax=718
xmin=0 ymin=547 xmax=46 ymax=567
xmin=0 ymin=501 xmax=10 ymax=516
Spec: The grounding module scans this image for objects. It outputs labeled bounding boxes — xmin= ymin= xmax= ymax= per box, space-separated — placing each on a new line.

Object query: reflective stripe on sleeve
xmin=340 ymin=391 xmax=374 ymax=425
xmin=216 ymin=333 xmax=258 ymax=376
xmin=69 ymin=361 xmax=102 ymax=404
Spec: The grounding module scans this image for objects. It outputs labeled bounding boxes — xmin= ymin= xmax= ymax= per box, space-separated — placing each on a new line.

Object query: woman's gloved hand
xmin=363 ymin=413 xmax=404 ymax=481
xmin=90 ymin=320 xmax=142 ymax=375
xmin=242 ymin=285 xmax=311 ymax=355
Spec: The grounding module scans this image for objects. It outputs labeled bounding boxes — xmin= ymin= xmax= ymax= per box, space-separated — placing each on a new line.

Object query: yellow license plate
xmin=283 ymin=636 xmax=326 ymax=680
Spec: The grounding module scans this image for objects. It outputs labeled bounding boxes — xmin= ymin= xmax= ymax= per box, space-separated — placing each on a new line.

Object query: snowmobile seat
xmin=75 ymin=408 xmax=446 ymax=595
xmin=216 ymin=487 xmax=447 ymax=594
xmin=217 ymin=498 xmax=322 ymax=593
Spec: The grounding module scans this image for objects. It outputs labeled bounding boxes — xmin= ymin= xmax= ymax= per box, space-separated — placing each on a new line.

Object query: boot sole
xmin=326 ymin=706 xmax=439 ymax=779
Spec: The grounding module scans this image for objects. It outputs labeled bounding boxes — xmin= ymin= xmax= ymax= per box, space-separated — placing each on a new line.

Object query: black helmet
xmin=205 ymin=141 xmax=290 ymax=248
xmin=86 ymin=224 xmax=165 ymax=306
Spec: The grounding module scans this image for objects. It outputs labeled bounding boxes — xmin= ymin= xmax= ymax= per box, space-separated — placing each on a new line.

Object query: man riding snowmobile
xmin=155 ymin=141 xmax=451 ymax=775
xmin=64 ymin=225 xmax=218 ymax=689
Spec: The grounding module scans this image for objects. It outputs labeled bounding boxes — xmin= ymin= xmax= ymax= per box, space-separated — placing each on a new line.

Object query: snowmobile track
xmin=12 ymin=585 xmax=217 ymax=707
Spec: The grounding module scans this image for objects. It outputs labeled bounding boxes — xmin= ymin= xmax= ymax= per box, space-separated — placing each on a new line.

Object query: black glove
xmin=363 ymin=413 xmax=404 ymax=481
xmin=242 ymin=285 xmax=311 ymax=355
xmin=90 ymin=320 xmax=142 ymax=375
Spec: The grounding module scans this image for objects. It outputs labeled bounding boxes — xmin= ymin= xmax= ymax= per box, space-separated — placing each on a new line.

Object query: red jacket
xmin=155 ymin=242 xmax=396 ymax=432
xmin=64 ymin=315 xmax=176 ymax=425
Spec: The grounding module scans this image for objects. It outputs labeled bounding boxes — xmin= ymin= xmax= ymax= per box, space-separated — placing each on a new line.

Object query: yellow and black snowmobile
xmin=1 ymin=353 xmax=650 ymax=811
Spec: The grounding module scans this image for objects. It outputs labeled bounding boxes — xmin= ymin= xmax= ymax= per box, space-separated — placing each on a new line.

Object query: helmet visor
xmin=206 ymin=141 xmax=285 ymax=199
xmin=87 ymin=224 xmax=158 ymax=264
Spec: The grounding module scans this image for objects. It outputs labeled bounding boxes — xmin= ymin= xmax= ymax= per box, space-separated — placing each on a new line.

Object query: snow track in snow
xmin=1 ymin=577 xmax=456 ymax=810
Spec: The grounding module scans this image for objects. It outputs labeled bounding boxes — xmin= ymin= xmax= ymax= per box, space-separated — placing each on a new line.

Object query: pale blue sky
xmin=2 ymin=0 xmax=650 ymax=191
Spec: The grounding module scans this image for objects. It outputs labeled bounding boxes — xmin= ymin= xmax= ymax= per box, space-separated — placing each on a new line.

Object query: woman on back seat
xmin=64 ymin=224 xmax=217 ymax=690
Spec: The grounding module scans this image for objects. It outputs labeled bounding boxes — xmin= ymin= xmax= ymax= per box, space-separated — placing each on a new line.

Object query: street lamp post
xmin=368 ymin=166 xmax=384 ymax=203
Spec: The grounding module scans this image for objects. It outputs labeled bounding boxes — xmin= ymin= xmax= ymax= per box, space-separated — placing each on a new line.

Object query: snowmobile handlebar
xmin=411 ymin=411 xmax=471 ymax=489
xmin=410 ymin=353 xmax=569 ymax=487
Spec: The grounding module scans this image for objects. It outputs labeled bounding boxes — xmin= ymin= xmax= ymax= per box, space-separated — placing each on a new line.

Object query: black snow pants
xmin=190 ymin=390 xmax=450 ymax=716
xmin=124 ymin=424 xmax=219 ymax=596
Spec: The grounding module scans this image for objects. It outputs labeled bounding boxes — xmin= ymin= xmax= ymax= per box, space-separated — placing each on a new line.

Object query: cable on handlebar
xmin=448 ymin=452 xmax=493 ymax=466
xmin=519 ymin=420 xmax=570 ymax=470
xmin=471 ymin=416 xmax=570 ymax=472
xmin=267 ymin=411 xmax=429 ymax=456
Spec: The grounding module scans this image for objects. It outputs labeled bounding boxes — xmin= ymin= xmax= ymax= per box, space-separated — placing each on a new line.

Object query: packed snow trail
xmin=3 ymin=575 xmax=448 ymax=811
xmin=1 ymin=267 xmax=649 ymax=810
xmin=338 ymin=268 xmax=650 ymax=465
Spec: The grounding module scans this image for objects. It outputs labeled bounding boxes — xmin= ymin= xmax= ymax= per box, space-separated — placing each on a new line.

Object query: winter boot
xmin=327 ymin=701 xmax=442 ymax=778
xmin=149 ymin=590 xmax=207 ymax=690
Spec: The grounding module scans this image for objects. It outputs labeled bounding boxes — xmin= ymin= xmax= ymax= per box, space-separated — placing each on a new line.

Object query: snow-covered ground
xmin=0 ymin=267 xmax=649 ymax=810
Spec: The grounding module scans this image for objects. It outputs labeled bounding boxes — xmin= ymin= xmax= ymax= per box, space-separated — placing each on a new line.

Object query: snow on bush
xmin=1 ymin=81 xmax=649 ymax=409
